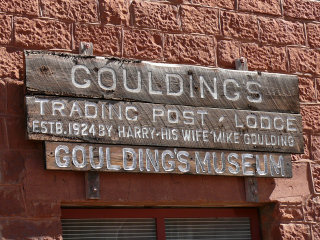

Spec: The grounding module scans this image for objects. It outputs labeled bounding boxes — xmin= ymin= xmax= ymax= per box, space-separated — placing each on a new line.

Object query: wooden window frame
xmin=62 ymin=208 xmax=261 ymax=240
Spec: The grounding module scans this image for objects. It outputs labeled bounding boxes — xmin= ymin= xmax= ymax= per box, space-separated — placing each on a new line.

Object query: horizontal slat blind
xmin=62 ymin=218 xmax=157 ymax=240
xmin=165 ymin=217 xmax=251 ymax=240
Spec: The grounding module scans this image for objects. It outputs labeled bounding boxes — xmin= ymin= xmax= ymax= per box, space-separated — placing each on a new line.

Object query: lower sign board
xmin=26 ymin=96 xmax=303 ymax=153
xmin=45 ymin=142 xmax=292 ymax=178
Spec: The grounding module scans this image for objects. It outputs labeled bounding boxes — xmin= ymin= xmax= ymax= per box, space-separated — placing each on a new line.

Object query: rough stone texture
xmin=238 ymin=0 xmax=281 ymax=15
xmin=100 ymin=0 xmax=129 ymax=25
xmin=0 ymin=0 xmax=39 ymax=15
xmin=6 ymin=79 xmax=24 ymax=115
xmin=217 ymin=40 xmax=240 ymax=68
xmin=74 ymin=24 xmax=121 ymax=56
xmin=259 ymin=18 xmax=305 ymax=45
xmin=180 ymin=5 xmax=219 ymax=35
xmin=317 ymin=78 xmax=320 ymax=102
xmin=288 ymin=47 xmax=320 ymax=75
xmin=191 ymin=0 xmax=234 ymax=9
xmin=304 ymin=196 xmax=320 ymax=222
xmin=292 ymin=134 xmax=310 ymax=161
xmin=300 ymin=105 xmax=320 ymax=131
xmin=311 ymin=164 xmax=320 ymax=193
xmin=0 ymin=15 xmax=12 ymax=45
xmin=283 ymin=0 xmax=320 ymax=21
xmin=0 ymin=48 xmax=23 ymax=80
xmin=298 ymin=76 xmax=316 ymax=103
xmin=311 ymin=136 xmax=320 ymax=161
xmin=313 ymin=224 xmax=320 ymax=239
xmin=279 ymin=224 xmax=311 ymax=240
xmin=123 ymin=29 xmax=163 ymax=61
xmin=15 ymin=17 xmax=71 ymax=50
xmin=278 ymin=203 xmax=304 ymax=221
xmin=221 ymin=11 xmax=259 ymax=41
xmin=41 ymin=0 xmax=99 ymax=22
xmin=0 ymin=151 xmax=25 ymax=184
xmin=307 ymin=23 xmax=320 ymax=49
xmin=164 ymin=34 xmax=216 ymax=66
xmin=0 ymin=218 xmax=62 ymax=239
xmin=241 ymin=43 xmax=286 ymax=72
xmin=133 ymin=1 xmax=180 ymax=31
xmin=0 ymin=185 xmax=25 ymax=216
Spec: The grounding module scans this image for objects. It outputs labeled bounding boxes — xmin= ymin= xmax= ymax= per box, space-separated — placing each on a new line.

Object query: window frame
xmin=61 ymin=208 xmax=261 ymax=240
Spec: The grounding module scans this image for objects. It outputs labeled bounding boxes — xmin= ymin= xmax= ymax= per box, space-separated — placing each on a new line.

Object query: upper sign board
xmin=24 ymin=50 xmax=304 ymax=177
xmin=25 ymin=51 xmax=300 ymax=113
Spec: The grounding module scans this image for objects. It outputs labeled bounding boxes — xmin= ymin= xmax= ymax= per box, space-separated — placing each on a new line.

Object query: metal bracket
xmin=235 ymin=57 xmax=248 ymax=71
xmin=79 ymin=42 xmax=93 ymax=56
xmin=235 ymin=57 xmax=259 ymax=203
xmin=80 ymin=41 xmax=100 ymax=200
xmin=85 ymin=171 xmax=100 ymax=199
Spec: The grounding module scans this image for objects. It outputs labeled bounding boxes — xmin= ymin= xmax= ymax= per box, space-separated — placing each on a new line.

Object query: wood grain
xmin=45 ymin=142 xmax=293 ymax=178
xmin=25 ymin=50 xmax=300 ymax=113
xmin=26 ymin=95 xmax=304 ymax=153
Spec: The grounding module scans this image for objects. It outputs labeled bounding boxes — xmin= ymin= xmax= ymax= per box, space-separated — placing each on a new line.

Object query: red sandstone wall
xmin=0 ymin=0 xmax=319 ymax=239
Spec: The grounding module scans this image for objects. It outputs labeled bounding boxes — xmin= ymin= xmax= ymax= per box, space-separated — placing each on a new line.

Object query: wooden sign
xmin=45 ymin=142 xmax=292 ymax=178
xmin=25 ymin=50 xmax=299 ymax=113
xmin=24 ymin=50 xmax=303 ymax=178
xmin=26 ymin=95 xmax=303 ymax=153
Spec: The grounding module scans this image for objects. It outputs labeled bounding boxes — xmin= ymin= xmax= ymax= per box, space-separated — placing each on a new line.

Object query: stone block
xmin=311 ymin=163 xmax=320 ymax=194
xmin=15 ymin=17 xmax=71 ymax=50
xmin=132 ymin=1 xmax=180 ymax=31
xmin=279 ymin=224 xmax=311 ymax=240
xmin=300 ymin=105 xmax=320 ymax=132
xmin=191 ymin=0 xmax=234 ymax=9
xmin=238 ymin=0 xmax=281 ymax=15
xmin=0 ymin=47 xmax=23 ymax=80
xmin=164 ymin=34 xmax=216 ymax=66
xmin=304 ymin=196 xmax=320 ymax=222
xmin=292 ymin=134 xmax=310 ymax=161
xmin=0 ymin=14 xmax=12 ymax=45
xmin=217 ymin=40 xmax=240 ymax=68
xmin=283 ymin=0 xmax=320 ymax=21
xmin=221 ymin=11 xmax=258 ymax=41
xmin=288 ymin=47 xmax=320 ymax=75
xmin=100 ymin=0 xmax=130 ymax=25
xmin=74 ymin=24 xmax=121 ymax=56
xmin=278 ymin=202 xmax=304 ymax=221
xmin=0 ymin=0 xmax=39 ymax=15
xmin=124 ymin=29 xmax=163 ymax=61
xmin=41 ymin=0 xmax=99 ymax=22
xmin=259 ymin=18 xmax=305 ymax=45
xmin=311 ymin=136 xmax=320 ymax=161
xmin=307 ymin=23 xmax=320 ymax=49
xmin=297 ymin=76 xmax=316 ymax=103
xmin=180 ymin=5 xmax=219 ymax=34
xmin=241 ymin=43 xmax=286 ymax=72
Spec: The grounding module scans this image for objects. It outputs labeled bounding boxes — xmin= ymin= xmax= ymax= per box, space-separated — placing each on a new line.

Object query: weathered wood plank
xmin=45 ymin=142 xmax=293 ymax=178
xmin=25 ymin=50 xmax=300 ymax=113
xmin=27 ymin=95 xmax=303 ymax=153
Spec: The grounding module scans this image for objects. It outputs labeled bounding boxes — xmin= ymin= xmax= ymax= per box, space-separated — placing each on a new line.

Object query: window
xmin=61 ymin=208 xmax=261 ymax=240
